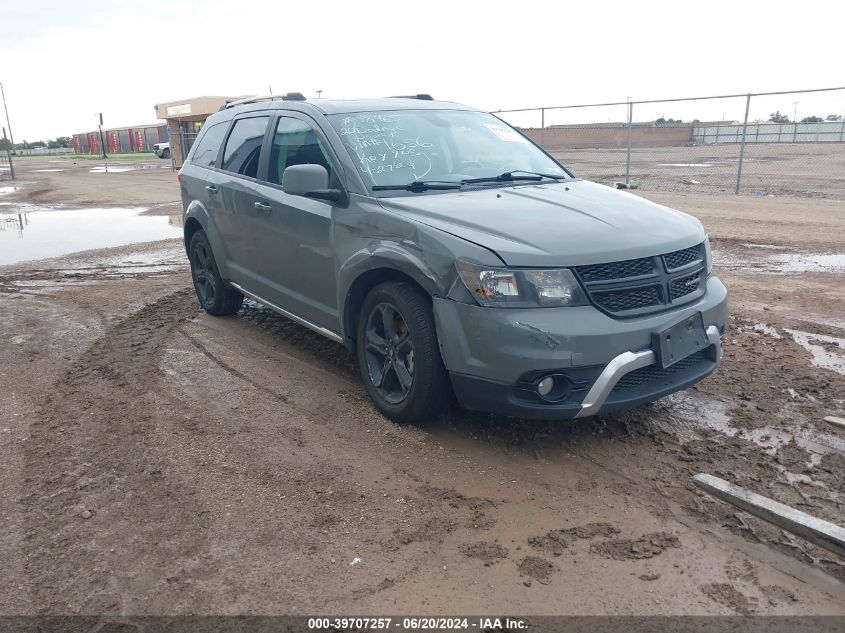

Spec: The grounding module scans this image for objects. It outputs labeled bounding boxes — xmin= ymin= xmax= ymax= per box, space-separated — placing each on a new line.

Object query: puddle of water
xmin=655 ymin=392 xmax=845 ymax=465
xmin=0 ymin=208 xmax=183 ymax=266
xmin=742 ymin=243 xmax=794 ymax=251
xmin=644 ymin=391 xmax=734 ymax=442
xmin=89 ymin=165 xmax=135 ymax=173
xmin=784 ymin=329 xmax=845 ymax=376
xmin=714 ymin=247 xmax=845 ymax=275
xmin=769 ymin=253 xmax=845 ymax=274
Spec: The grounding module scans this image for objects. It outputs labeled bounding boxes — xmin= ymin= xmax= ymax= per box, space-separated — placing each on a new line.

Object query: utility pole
xmin=97 ymin=112 xmax=108 ymax=159
xmin=0 ymin=82 xmax=16 ymax=154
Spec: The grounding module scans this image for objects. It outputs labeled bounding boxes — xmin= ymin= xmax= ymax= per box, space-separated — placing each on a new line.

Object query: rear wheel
xmin=189 ymin=230 xmax=243 ymax=315
xmin=356 ymin=281 xmax=450 ymax=424
xmin=162 ymin=148 xmax=171 ymax=159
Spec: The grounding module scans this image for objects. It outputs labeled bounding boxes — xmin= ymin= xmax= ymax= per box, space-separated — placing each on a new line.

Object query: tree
xmin=826 ymin=114 xmax=843 ymax=121
xmin=47 ymin=137 xmax=71 ymax=149
xmin=769 ymin=111 xmax=790 ymax=123
xmin=800 ymin=115 xmax=823 ymax=123
xmin=655 ymin=117 xmax=682 ymax=124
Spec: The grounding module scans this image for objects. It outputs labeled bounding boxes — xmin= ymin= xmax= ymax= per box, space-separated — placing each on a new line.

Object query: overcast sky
xmin=1 ymin=0 xmax=844 ymax=140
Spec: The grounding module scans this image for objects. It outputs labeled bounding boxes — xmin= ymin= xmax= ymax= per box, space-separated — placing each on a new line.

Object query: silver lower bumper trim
xmin=229 ymin=282 xmax=344 ymax=344
xmin=574 ymin=324 xmax=722 ymax=418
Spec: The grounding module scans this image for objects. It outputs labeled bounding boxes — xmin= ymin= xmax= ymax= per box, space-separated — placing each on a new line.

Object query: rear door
xmin=184 ymin=120 xmax=230 ymax=250
xmin=248 ymin=113 xmax=342 ymax=330
xmin=181 ymin=121 xmax=229 ymax=239
xmin=214 ymin=114 xmax=273 ymax=291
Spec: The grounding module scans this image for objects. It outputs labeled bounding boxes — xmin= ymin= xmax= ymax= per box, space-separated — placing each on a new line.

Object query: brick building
xmin=153 ymin=96 xmax=244 ymax=167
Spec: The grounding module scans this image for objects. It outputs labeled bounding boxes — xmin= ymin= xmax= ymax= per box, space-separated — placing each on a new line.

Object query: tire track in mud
xmin=177 ymin=326 xmax=291 ymax=404
xmin=22 ymin=288 xmax=205 ymax=613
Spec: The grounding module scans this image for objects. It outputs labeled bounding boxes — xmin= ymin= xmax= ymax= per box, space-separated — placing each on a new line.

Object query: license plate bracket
xmin=652 ymin=313 xmax=708 ymax=368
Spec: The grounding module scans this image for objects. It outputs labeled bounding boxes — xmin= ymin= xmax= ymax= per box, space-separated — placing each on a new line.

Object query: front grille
xmin=576 ymin=257 xmax=654 ymax=282
xmin=573 ymin=242 xmax=706 ymax=317
xmin=593 ymin=286 xmax=662 ymax=312
xmin=669 ymin=272 xmax=703 ymax=300
xmin=663 ymin=245 xmax=702 ymax=270
xmin=614 ymin=350 xmax=707 ymax=391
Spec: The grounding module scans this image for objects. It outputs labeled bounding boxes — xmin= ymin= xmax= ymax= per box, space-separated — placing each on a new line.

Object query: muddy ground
xmin=1 ymin=157 xmax=844 ymax=616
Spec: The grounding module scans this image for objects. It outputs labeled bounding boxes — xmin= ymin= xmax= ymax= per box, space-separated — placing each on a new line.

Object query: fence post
xmin=625 ymin=101 xmax=633 ymax=186
xmin=2 ymin=127 xmax=14 ymax=180
xmin=735 ymin=94 xmax=751 ymax=195
xmin=840 ymin=115 xmax=845 ymax=142
xmin=540 ymin=108 xmax=545 ymax=148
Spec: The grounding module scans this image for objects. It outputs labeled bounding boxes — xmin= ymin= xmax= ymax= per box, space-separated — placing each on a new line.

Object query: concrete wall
xmin=520 ymin=125 xmax=694 ymax=150
xmin=519 ymin=120 xmax=845 ymax=149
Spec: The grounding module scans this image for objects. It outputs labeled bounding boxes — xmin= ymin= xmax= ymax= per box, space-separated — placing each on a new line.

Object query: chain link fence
xmin=496 ymin=87 xmax=845 ymax=199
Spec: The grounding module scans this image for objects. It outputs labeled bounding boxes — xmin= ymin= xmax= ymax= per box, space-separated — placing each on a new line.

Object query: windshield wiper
xmin=461 ymin=170 xmax=568 ymax=185
xmin=372 ymin=180 xmax=462 ymax=192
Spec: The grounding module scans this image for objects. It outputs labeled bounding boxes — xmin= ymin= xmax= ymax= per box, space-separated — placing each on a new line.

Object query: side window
xmin=188 ymin=122 xmax=227 ymax=168
xmin=268 ymin=117 xmax=334 ymax=185
xmin=221 ymin=116 xmax=270 ymax=178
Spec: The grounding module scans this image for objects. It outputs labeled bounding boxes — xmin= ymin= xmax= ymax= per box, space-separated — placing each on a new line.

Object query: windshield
xmin=327 ymin=109 xmax=570 ymax=190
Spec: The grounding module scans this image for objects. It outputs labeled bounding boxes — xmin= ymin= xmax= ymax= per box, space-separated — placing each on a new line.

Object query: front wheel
xmin=356 ymin=281 xmax=450 ymax=424
xmin=189 ymin=230 xmax=243 ymax=315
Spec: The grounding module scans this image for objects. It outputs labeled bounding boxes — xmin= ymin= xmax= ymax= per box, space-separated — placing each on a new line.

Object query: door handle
xmin=254 ymin=201 xmax=272 ymax=212
xmin=205 ymin=185 xmax=218 ymax=194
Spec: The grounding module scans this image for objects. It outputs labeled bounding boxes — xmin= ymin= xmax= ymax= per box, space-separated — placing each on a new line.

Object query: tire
xmin=188 ymin=230 xmax=243 ymax=315
xmin=162 ymin=148 xmax=171 ymax=159
xmin=356 ymin=281 xmax=450 ymax=424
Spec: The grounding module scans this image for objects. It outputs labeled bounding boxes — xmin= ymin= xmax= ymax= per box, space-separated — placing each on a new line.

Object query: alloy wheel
xmin=364 ymin=302 xmax=415 ymax=404
xmin=192 ymin=242 xmax=217 ymax=305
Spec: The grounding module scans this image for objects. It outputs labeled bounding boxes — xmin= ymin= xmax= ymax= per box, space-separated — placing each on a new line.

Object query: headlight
xmin=455 ymin=260 xmax=588 ymax=308
xmin=704 ymin=236 xmax=713 ymax=275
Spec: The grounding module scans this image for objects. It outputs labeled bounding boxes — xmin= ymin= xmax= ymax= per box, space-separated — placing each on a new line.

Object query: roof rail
xmin=388 ymin=94 xmax=434 ymax=101
xmin=224 ymin=92 xmax=307 ymax=109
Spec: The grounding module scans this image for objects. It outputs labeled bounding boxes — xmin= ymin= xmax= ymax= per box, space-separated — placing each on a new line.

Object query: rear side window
xmin=221 ymin=116 xmax=270 ymax=178
xmin=189 ymin=123 xmax=227 ymax=168
xmin=268 ymin=117 xmax=333 ymax=185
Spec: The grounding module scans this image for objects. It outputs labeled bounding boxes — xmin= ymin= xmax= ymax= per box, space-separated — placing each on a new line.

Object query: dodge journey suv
xmin=179 ymin=93 xmax=727 ymax=423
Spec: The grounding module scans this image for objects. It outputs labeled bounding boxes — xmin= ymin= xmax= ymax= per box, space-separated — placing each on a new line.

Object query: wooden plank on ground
xmin=824 ymin=415 xmax=845 ymax=428
xmin=693 ymin=473 xmax=845 ymax=558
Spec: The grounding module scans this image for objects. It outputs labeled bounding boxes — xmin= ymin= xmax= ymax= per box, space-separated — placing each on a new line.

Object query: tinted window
xmin=221 ymin=116 xmax=270 ymax=178
xmin=189 ymin=122 xmax=227 ymax=168
xmin=268 ymin=117 xmax=333 ymax=185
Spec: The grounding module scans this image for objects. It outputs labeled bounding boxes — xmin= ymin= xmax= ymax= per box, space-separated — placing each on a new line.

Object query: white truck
xmin=152 ymin=142 xmax=170 ymax=159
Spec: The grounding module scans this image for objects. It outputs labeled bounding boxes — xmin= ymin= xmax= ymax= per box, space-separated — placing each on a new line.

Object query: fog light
xmin=537 ymin=376 xmax=555 ymax=397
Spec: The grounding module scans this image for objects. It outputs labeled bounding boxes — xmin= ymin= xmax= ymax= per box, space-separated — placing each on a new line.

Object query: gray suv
xmin=179 ymin=93 xmax=727 ymax=423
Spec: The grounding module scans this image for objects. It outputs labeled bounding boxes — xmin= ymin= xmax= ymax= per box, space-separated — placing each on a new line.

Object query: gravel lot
xmin=1 ymin=157 xmax=843 ymax=616
xmin=553 ymin=143 xmax=845 ymax=199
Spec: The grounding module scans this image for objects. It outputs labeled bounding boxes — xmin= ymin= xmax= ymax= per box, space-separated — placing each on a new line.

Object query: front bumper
xmin=433 ymin=275 xmax=728 ymax=419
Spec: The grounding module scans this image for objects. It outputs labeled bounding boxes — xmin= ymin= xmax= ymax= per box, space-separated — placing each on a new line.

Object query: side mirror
xmin=282 ymin=164 xmax=344 ymax=203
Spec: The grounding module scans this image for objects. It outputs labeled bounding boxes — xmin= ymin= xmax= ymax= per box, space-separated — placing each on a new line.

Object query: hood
xmin=377 ymin=179 xmax=706 ymax=267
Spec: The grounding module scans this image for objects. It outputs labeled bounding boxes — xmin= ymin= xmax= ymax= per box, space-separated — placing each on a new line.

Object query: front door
xmin=249 ymin=114 xmax=340 ymax=331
